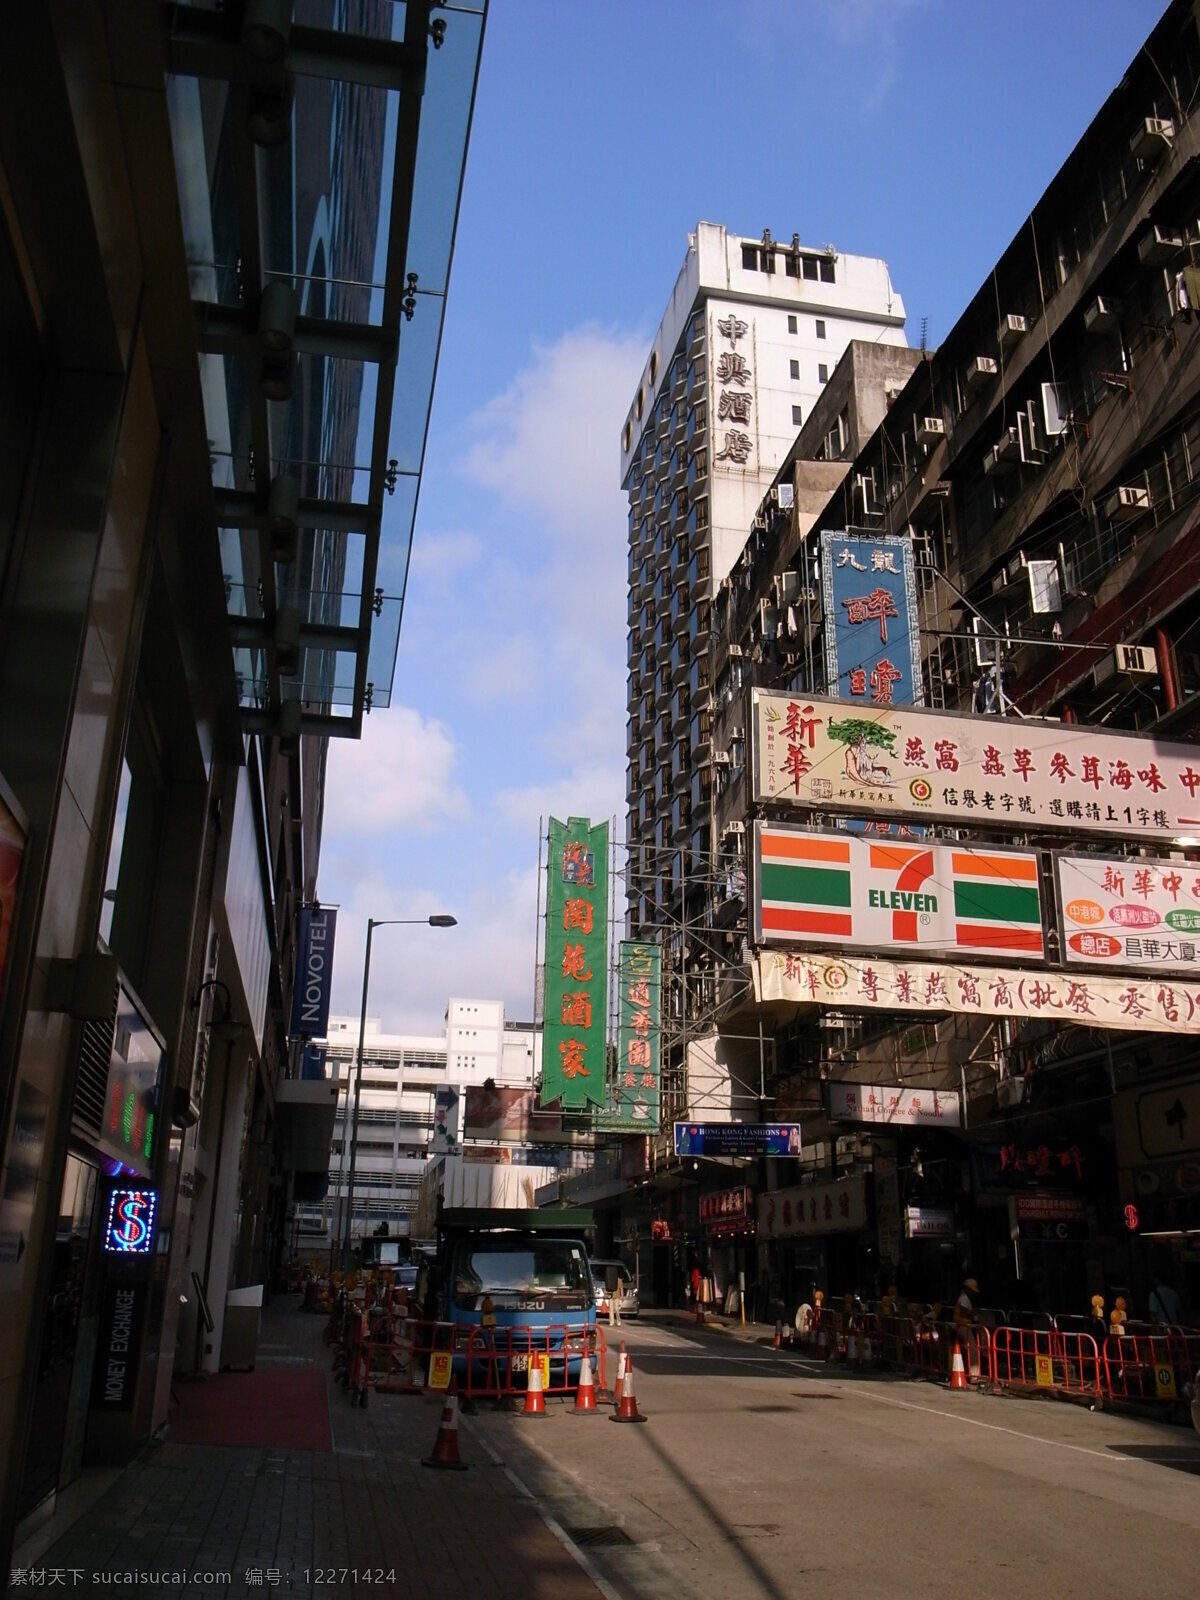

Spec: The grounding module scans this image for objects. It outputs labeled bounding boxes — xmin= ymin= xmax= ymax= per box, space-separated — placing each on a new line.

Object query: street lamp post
xmin=341 ymin=914 xmax=456 ymax=1272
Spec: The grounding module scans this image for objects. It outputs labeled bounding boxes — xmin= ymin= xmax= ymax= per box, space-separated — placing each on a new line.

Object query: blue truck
xmin=433 ymin=1207 xmax=597 ymax=1391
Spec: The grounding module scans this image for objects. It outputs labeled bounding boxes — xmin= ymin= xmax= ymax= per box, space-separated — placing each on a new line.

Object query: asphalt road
xmin=462 ymin=1318 xmax=1200 ymax=1600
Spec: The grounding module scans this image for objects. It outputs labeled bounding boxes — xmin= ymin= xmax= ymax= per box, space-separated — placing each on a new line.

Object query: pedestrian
xmin=605 ymin=1263 xmax=622 ymax=1328
xmin=954 ymin=1277 xmax=979 ymax=1328
xmin=1149 ymin=1275 xmax=1182 ymax=1327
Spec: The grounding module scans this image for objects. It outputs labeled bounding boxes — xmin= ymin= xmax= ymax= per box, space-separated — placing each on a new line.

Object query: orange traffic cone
xmin=613 ymin=1342 xmax=628 ymax=1397
xmin=422 ymin=1378 xmax=468 ymax=1470
xmin=611 ymin=1357 xmax=647 ymax=1424
xmin=573 ymin=1352 xmax=598 ymax=1415
xmin=774 ymin=1320 xmax=782 ymax=1350
xmin=523 ymin=1357 xmax=547 ymax=1416
xmin=950 ymin=1339 xmax=969 ymax=1391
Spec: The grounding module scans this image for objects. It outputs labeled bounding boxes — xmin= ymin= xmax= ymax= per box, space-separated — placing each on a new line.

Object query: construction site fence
xmin=797 ymin=1307 xmax=1198 ymax=1410
xmin=344 ymin=1314 xmax=609 ymax=1401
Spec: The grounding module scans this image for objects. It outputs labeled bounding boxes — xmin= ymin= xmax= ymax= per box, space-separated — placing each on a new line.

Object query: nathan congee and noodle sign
xmin=752 ymin=691 xmax=1200 ymax=842
xmin=542 ymin=817 xmax=608 ymax=1110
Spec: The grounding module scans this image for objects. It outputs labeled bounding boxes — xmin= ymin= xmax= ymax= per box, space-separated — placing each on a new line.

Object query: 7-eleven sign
xmin=754 ymin=825 xmax=1044 ymax=961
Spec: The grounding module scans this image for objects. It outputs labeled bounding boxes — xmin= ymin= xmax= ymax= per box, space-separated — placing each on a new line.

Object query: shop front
xmin=699 ymin=1184 xmax=756 ymax=1315
xmin=756 ymin=1174 xmax=868 ymax=1320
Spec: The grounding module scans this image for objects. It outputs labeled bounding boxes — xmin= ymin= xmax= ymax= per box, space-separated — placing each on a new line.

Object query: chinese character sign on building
xmin=756 ymin=949 xmax=1200 ymax=1035
xmin=820 ymin=533 xmax=923 ymax=707
xmin=828 ymin=1080 xmax=961 ymax=1129
xmin=595 ymin=942 xmax=662 ymax=1131
xmin=712 ymin=310 xmax=754 ymax=469
xmin=1057 ymin=853 xmax=1200 ymax=973
xmin=752 ymin=690 xmax=1200 ymax=842
xmin=753 ymin=822 xmax=1044 ymax=961
xmin=542 ymin=817 xmax=608 ymax=1110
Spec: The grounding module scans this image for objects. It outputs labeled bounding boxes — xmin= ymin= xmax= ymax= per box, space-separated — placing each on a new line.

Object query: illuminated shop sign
xmin=96 ymin=985 xmax=164 ymax=1178
xmin=103 ymin=1188 xmax=157 ymax=1254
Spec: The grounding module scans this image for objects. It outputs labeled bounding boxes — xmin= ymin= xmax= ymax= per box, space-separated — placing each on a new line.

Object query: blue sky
xmin=319 ymin=0 xmax=1168 ymax=1034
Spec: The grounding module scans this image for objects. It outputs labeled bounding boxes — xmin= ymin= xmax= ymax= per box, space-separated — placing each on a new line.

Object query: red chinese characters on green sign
xmin=542 ymin=817 xmax=608 ymax=1109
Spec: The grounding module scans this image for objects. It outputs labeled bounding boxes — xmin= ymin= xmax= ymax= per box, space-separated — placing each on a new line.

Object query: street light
xmin=341 ymin=914 xmax=457 ymax=1270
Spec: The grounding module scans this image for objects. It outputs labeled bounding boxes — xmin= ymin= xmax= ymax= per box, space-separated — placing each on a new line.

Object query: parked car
xmin=590 ymin=1259 xmax=639 ymax=1319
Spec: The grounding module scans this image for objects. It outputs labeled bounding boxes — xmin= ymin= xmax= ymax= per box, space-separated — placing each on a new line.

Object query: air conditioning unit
xmin=1130 ymin=116 xmax=1175 ymax=163
xmin=997 ymin=313 xmax=1027 ymax=349
xmin=1105 ymin=484 xmax=1151 ymax=520
xmin=1093 ymin=644 xmax=1158 ymax=686
xmin=1083 ymin=295 xmax=1119 ymax=334
xmin=966 ymin=355 xmax=998 ymax=387
xmin=712 ymin=750 xmax=731 ymax=766
xmin=1138 ymin=225 xmax=1184 ymax=265
xmin=916 ymin=415 xmax=945 ymax=446
xmin=984 ymin=428 xmax=1022 ymax=474
xmin=729 ymin=725 xmax=744 ymax=742
xmin=996 ymin=1077 xmax=1026 ymax=1110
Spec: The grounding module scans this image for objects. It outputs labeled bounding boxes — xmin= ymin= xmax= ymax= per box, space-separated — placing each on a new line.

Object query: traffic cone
xmin=611 ymin=1357 xmax=647 ymax=1424
xmin=846 ymin=1328 xmax=859 ymax=1368
xmin=950 ymin=1340 xmax=969 ymax=1391
xmin=613 ymin=1342 xmax=628 ymax=1397
xmin=422 ymin=1378 xmax=468 ymax=1470
xmin=774 ymin=1319 xmax=782 ymax=1350
xmin=573 ymin=1352 xmax=598 ymax=1415
xmin=523 ymin=1357 xmax=547 ymax=1416
xmin=862 ymin=1333 xmax=873 ymax=1370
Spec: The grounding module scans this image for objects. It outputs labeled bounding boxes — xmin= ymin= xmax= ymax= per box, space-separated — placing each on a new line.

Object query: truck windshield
xmin=452 ymin=1238 xmax=591 ymax=1309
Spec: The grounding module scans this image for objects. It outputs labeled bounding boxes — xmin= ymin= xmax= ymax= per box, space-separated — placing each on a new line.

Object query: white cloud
xmin=322 ymin=706 xmax=469 ymax=837
xmin=463 ymin=324 xmax=644 ymax=543
xmin=493 ymin=762 xmax=626 ymax=840
xmin=407 ymin=529 xmax=484 ymax=591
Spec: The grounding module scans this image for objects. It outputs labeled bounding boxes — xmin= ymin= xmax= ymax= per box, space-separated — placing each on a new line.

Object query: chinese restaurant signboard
xmin=752 ymin=691 xmax=1200 ymax=843
xmin=753 ymin=822 xmax=1044 ymax=961
xmin=542 ymin=816 xmax=608 ymax=1110
xmin=1057 ymin=853 xmax=1200 ymax=973
xmin=820 ymin=532 xmax=923 ymax=706
xmin=593 ymin=941 xmax=662 ymax=1132
xmin=757 ymin=949 xmax=1200 ymax=1034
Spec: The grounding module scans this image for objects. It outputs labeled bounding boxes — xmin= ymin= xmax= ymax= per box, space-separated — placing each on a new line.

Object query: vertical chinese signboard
xmin=542 ymin=817 xmax=608 ymax=1110
xmin=595 ymin=942 xmax=662 ymax=1132
xmin=820 ymin=532 xmax=923 ymax=706
xmin=712 ymin=311 xmax=754 ymax=470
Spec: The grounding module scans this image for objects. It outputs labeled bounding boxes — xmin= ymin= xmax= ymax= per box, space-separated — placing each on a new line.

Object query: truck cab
xmin=434 ymin=1207 xmax=597 ymax=1386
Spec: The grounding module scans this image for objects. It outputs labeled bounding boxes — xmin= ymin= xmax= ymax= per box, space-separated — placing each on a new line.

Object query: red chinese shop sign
xmin=700 ymin=1186 xmax=752 ymax=1229
xmin=752 ymin=691 xmax=1200 ymax=844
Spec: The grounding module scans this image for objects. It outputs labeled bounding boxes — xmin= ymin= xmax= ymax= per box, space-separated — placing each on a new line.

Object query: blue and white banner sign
xmin=674 ymin=1122 xmax=803 ymax=1158
xmin=289 ymin=905 xmax=337 ymax=1037
xmin=820 ymin=531 xmax=923 ymax=706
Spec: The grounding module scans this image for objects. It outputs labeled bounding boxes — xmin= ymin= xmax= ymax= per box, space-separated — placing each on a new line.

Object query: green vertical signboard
xmin=594 ymin=941 xmax=662 ymax=1132
xmin=542 ymin=816 xmax=609 ymax=1110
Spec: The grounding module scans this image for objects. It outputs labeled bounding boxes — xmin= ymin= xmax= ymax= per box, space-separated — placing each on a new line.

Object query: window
xmin=792 ymin=405 xmax=803 ymax=426
xmin=741 ymin=244 xmax=759 ymax=271
xmin=789 ymin=359 xmax=800 ymax=380
xmin=818 ymin=364 xmax=829 ymax=384
xmin=820 ymin=258 xmax=836 ymax=283
xmin=816 ymin=320 xmax=826 ymax=340
xmin=787 ymin=314 xmax=797 ymax=334
xmin=802 ymin=256 xmax=819 ymax=281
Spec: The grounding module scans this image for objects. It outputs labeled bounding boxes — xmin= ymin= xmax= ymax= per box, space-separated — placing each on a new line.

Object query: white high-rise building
xmin=621 ymin=223 xmax=906 ymax=1067
xmin=294 ymin=999 xmax=543 ymax=1250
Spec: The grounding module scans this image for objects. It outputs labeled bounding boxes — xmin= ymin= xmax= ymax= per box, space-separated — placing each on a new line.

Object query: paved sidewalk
xmin=8 ymin=1298 xmax=604 ymax=1600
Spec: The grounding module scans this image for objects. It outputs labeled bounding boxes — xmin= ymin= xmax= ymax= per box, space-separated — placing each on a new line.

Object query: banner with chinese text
xmin=1057 ymin=853 xmax=1200 ymax=973
xmin=752 ymin=691 xmax=1200 ymax=843
xmin=594 ymin=942 xmax=661 ymax=1131
xmin=820 ymin=531 xmax=923 ymax=706
xmin=757 ymin=1176 xmax=867 ymax=1240
xmin=753 ymin=822 xmax=1044 ymax=960
xmin=828 ymin=1081 xmax=961 ymax=1128
xmin=542 ymin=817 xmax=608 ymax=1110
xmin=756 ymin=949 xmax=1199 ymax=1034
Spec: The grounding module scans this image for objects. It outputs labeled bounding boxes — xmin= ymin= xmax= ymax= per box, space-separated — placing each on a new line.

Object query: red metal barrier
xmin=991 ymin=1325 xmax=1101 ymax=1402
xmin=1101 ymin=1330 xmax=1197 ymax=1408
xmin=348 ymin=1319 xmax=606 ymax=1401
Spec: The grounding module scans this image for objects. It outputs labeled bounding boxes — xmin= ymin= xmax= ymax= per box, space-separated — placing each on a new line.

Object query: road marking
xmin=850 ymin=1386 xmax=1152 ymax=1464
xmin=470 ymin=1428 xmax=627 ymax=1600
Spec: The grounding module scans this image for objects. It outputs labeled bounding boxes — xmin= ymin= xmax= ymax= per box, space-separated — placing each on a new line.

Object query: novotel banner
xmin=753 ymin=822 xmax=1044 ymax=962
xmin=1057 ymin=853 xmax=1200 ymax=974
xmin=290 ymin=905 xmax=338 ymax=1037
xmin=751 ymin=690 xmax=1200 ymax=843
